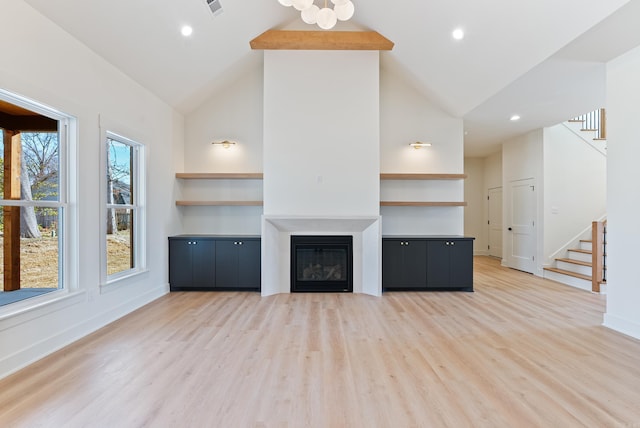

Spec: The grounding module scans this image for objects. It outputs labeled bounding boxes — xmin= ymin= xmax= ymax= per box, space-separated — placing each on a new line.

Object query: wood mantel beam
xmin=250 ymin=30 xmax=394 ymax=51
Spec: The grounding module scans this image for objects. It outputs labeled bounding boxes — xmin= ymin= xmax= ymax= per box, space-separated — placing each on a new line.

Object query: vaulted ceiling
xmin=22 ymin=0 xmax=640 ymax=156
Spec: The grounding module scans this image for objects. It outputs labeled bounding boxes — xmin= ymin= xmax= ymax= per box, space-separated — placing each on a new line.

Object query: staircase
xmin=565 ymin=108 xmax=607 ymax=154
xmin=544 ymin=221 xmax=607 ymax=293
xmin=569 ymin=108 xmax=606 ymax=139
xmin=543 ymin=109 xmax=608 ymax=293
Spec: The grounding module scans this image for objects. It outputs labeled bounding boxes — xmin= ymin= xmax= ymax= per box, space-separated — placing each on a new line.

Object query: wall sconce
xmin=409 ymin=142 xmax=432 ymax=149
xmin=211 ymin=140 xmax=236 ymax=149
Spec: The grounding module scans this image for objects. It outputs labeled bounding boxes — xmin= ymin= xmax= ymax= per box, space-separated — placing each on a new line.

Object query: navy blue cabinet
xmin=426 ymin=239 xmax=473 ymax=291
xmin=169 ymin=238 xmax=215 ymax=290
xmin=169 ymin=236 xmax=260 ymax=291
xmin=215 ymin=238 xmax=261 ymax=290
xmin=383 ymin=236 xmax=474 ymax=291
xmin=382 ymin=239 xmax=428 ymax=289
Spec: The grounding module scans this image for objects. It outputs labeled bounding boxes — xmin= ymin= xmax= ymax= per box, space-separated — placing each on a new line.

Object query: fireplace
xmin=291 ymin=235 xmax=353 ymax=292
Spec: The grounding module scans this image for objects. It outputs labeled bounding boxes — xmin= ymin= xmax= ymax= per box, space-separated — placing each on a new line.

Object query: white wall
xmin=485 ymin=151 xmax=502 ymax=190
xmin=464 ymin=158 xmax=487 ymax=254
xmin=181 ymin=58 xmax=465 ymax=236
xmin=542 ymin=124 xmax=606 ymax=265
xmin=502 ymin=130 xmax=544 ymax=274
xmin=603 ymin=44 xmax=640 ymax=340
xmin=181 ymin=68 xmax=264 ymax=235
xmin=380 ymin=69 xmax=464 ymax=236
xmin=380 ymin=71 xmax=463 ymax=174
xmin=0 ymin=0 xmax=181 ymax=379
xmin=263 ymin=50 xmax=380 ymax=217
xmin=184 ymin=68 xmax=263 ymax=173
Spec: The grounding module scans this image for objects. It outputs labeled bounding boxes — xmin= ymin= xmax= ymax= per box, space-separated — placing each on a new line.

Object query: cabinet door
xmin=383 ymin=239 xmax=427 ymax=289
xmin=169 ymin=239 xmax=193 ymax=288
xmin=215 ymin=240 xmax=238 ymax=287
xmin=382 ymin=240 xmax=404 ymax=288
xmin=426 ymin=240 xmax=451 ymax=288
xmin=401 ymin=240 xmax=428 ymax=288
xmin=427 ymin=239 xmax=474 ymax=289
xmin=237 ymin=240 xmax=261 ymax=289
xmin=190 ymin=240 xmax=215 ymax=288
xmin=449 ymin=240 xmax=473 ymax=288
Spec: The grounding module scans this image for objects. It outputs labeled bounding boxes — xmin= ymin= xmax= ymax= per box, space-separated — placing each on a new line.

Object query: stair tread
xmin=581 ymin=128 xmax=598 ymax=132
xmin=544 ymin=267 xmax=591 ymax=281
xmin=556 ymin=257 xmax=591 ymax=267
xmin=580 ymin=239 xmax=592 ymax=243
xmin=566 ymin=248 xmax=607 ymax=257
xmin=568 ymin=248 xmax=592 ymax=254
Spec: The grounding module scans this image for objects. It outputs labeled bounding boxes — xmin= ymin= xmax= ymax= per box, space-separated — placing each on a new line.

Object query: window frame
xmin=101 ymin=130 xmax=147 ymax=287
xmin=0 ymin=88 xmax=78 ymax=314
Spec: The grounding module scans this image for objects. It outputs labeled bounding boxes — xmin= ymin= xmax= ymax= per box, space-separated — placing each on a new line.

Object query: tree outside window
xmin=1 ymin=130 xmax=61 ymax=296
xmin=105 ymin=134 xmax=144 ymax=278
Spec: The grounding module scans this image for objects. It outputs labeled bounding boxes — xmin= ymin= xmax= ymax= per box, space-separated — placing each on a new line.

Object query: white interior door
xmin=508 ymin=178 xmax=536 ymax=273
xmin=488 ymin=187 xmax=503 ymax=258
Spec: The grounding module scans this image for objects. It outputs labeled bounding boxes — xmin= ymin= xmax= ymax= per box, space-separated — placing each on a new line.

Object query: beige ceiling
xmin=22 ymin=0 xmax=640 ymax=156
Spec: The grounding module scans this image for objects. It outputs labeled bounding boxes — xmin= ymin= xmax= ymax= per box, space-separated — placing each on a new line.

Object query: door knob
xmin=508 ymin=227 xmax=512 ymax=231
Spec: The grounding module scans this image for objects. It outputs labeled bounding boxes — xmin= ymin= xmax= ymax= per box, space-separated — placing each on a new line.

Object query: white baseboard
xmin=603 ymin=313 xmax=640 ymax=341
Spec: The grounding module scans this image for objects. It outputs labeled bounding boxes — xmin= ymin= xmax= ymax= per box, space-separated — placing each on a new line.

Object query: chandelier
xmin=277 ymin=0 xmax=355 ymax=30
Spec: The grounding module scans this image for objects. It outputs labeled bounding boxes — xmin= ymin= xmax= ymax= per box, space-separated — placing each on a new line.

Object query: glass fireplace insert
xmin=290 ymin=235 xmax=353 ymax=292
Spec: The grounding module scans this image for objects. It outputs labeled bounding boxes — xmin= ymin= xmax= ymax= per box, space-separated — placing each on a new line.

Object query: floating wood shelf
xmin=176 ymin=201 xmax=264 ymax=206
xmin=380 ymin=201 xmax=467 ymax=207
xmin=380 ymin=173 xmax=467 ymax=180
xmin=176 ymin=173 xmax=263 ymax=179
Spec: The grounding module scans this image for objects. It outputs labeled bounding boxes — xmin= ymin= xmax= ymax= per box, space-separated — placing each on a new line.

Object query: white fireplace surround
xmin=261 ymin=216 xmax=381 ymax=296
xmin=261 ymin=51 xmax=381 ymax=296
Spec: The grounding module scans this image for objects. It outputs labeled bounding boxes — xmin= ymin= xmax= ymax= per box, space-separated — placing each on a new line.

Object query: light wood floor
xmin=1 ymin=257 xmax=640 ymax=427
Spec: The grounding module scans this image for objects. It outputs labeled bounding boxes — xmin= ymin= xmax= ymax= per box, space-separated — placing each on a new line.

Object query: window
xmin=0 ymin=89 xmax=73 ymax=307
xmin=103 ymin=132 xmax=145 ymax=283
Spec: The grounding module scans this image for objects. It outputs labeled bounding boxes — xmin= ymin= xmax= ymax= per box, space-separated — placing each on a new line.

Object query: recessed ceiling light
xmin=510 ymin=115 xmax=521 ymax=121
xmin=181 ymin=25 xmax=193 ymax=37
xmin=452 ymin=28 xmax=465 ymax=40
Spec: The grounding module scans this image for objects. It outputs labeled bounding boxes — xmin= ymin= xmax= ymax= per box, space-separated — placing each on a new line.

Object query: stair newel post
xmin=592 ymin=221 xmax=604 ymax=292
xmin=599 ymin=108 xmax=607 ymax=140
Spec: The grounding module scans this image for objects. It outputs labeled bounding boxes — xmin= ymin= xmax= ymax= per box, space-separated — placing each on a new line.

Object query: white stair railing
xmin=572 ymin=108 xmax=607 ymax=140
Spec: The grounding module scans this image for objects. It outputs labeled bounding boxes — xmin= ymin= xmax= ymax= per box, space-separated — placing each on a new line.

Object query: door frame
xmin=487 ymin=186 xmax=503 ymax=259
